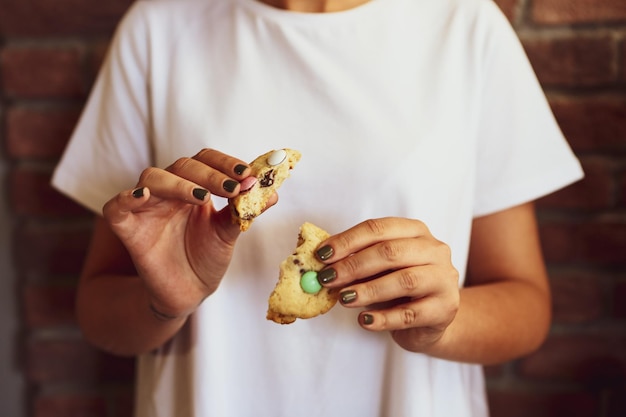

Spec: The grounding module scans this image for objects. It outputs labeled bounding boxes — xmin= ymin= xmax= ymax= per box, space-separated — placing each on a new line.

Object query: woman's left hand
xmin=316 ymin=217 xmax=460 ymax=353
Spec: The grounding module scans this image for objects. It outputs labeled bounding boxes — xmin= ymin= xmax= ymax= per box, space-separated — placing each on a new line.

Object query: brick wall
xmin=1 ymin=0 xmax=624 ymax=416
xmin=1 ymin=1 xmax=136 ymax=416
xmin=488 ymin=1 xmax=626 ymax=416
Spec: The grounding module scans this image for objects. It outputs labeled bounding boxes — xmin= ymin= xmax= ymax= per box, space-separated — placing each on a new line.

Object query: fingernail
xmin=234 ymin=164 xmax=248 ymax=176
xmin=340 ymin=290 xmax=357 ymax=304
xmin=316 ymin=245 xmax=334 ymax=261
xmin=223 ymin=180 xmax=238 ymax=193
xmin=362 ymin=314 xmax=374 ymax=325
xmin=132 ymin=187 xmax=144 ymax=198
xmin=193 ymin=188 xmax=208 ymax=201
xmin=317 ymin=268 xmax=337 ymax=284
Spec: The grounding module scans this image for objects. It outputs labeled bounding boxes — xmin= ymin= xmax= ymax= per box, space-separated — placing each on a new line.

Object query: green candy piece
xmin=300 ymin=271 xmax=322 ymax=294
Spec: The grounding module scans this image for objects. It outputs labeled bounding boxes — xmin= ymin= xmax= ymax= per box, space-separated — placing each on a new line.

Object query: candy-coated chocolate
xmin=300 ymin=270 xmax=322 ymax=294
xmin=239 ymin=176 xmax=258 ymax=192
xmin=267 ymin=149 xmax=287 ymax=166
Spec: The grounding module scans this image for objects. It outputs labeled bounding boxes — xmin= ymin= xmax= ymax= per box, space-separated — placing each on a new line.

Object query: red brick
xmin=620 ymin=171 xmax=626 ymax=207
xmin=493 ymin=0 xmax=519 ymax=23
xmin=607 ymin=385 xmax=626 ymax=417
xmin=519 ymin=333 xmax=626 ymax=383
xmin=550 ymin=270 xmax=606 ymax=324
xmin=540 ymin=221 xmax=626 ymax=265
xmin=622 ymin=40 xmax=626 ymax=83
xmin=27 ymin=339 xmax=135 ymax=383
xmin=6 ymin=106 xmax=81 ymax=160
xmin=111 ymin=390 xmax=135 ymax=417
xmin=1 ymin=47 xmax=85 ymax=99
xmin=613 ymin=279 xmax=626 ymax=318
xmin=532 ymin=0 xmax=626 ymax=25
xmin=90 ymin=41 xmax=111 ymax=81
xmin=9 ymin=168 xmax=89 ymax=217
xmin=14 ymin=224 xmax=92 ymax=277
xmin=537 ymin=157 xmax=613 ymax=211
xmin=522 ymin=35 xmax=615 ymax=87
xmin=0 ymin=0 xmax=133 ymax=37
xmin=34 ymin=393 xmax=107 ymax=417
xmin=23 ymin=285 xmax=77 ymax=328
xmin=549 ymin=96 xmax=626 ymax=153
xmin=488 ymin=388 xmax=599 ymax=417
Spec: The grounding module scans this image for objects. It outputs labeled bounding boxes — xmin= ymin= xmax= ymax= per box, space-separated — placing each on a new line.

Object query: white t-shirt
xmin=52 ymin=0 xmax=583 ymax=416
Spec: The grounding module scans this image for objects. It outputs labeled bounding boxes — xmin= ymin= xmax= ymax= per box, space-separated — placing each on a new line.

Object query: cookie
xmin=229 ymin=148 xmax=301 ymax=232
xmin=267 ymin=222 xmax=339 ymax=324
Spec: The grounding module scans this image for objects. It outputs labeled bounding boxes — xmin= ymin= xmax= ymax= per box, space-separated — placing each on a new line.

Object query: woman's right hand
xmin=102 ymin=148 xmax=270 ymax=320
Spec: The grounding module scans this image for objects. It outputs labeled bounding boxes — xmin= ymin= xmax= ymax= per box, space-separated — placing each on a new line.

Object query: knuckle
xmin=342 ymin=255 xmax=362 ymax=276
xmin=378 ymin=240 xmax=402 ymax=262
xmin=361 ymin=282 xmax=381 ymax=301
xmin=449 ymin=289 xmax=461 ymax=311
xmin=170 ymin=157 xmax=193 ymax=172
xmin=436 ymin=240 xmax=452 ymax=258
xmin=400 ymin=307 xmax=417 ymax=326
xmin=442 ymin=300 xmax=459 ymax=326
xmin=397 ymin=269 xmax=419 ymax=291
xmin=437 ymin=290 xmax=460 ymax=325
xmin=411 ymin=218 xmax=428 ymax=235
xmin=196 ymin=148 xmax=229 ymax=166
xmin=363 ymin=218 xmax=386 ymax=237
xmin=333 ymin=232 xmax=356 ymax=254
xmin=195 ymin=148 xmax=214 ymax=159
xmin=449 ymin=266 xmax=460 ymax=285
xmin=174 ymin=178 xmax=190 ymax=195
xmin=413 ymin=218 xmax=426 ymax=229
xmin=138 ymin=167 xmax=158 ymax=183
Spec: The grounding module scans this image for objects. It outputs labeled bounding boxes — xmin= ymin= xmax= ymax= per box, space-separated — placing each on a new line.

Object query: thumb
xmin=213 ymin=204 xmax=243 ymax=244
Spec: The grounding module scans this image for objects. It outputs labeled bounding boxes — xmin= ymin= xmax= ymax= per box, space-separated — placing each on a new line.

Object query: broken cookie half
xmin=267 ymin=222 xmax=339 ymax=324
xmin=229 ymin=148 xmax=301 ymax=232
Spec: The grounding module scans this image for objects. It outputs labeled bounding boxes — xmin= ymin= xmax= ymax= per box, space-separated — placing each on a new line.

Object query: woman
xmin=52 ymin=0 xmax=583 ymax=415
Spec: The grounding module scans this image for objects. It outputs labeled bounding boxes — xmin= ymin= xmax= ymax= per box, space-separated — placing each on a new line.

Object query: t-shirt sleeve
xmin=472 ymin=1 xmax=584 ymax=217
xmin=51 ymin=2 xmax=152 ymax=215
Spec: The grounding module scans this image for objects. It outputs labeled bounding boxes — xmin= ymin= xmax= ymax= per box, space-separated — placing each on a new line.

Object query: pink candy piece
xmin=239 ymin=176 xmax=258 ymax=192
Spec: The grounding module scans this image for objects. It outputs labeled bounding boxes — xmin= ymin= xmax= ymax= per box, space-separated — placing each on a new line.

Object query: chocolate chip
xmin=259 ymin=170 xmax=275 ymax=187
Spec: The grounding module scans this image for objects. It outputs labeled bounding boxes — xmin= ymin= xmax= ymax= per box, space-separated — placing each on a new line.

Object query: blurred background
xmin=1 ymin=0 xmax=625 ymax=416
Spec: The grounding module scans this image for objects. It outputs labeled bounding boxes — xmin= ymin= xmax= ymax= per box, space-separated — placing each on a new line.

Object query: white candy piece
xmin=267 ymin=149 xmax=287 ymax=166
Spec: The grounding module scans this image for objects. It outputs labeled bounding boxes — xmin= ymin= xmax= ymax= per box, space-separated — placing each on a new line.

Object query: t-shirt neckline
xmin=235 ymin=0 xmax=386 ymax=26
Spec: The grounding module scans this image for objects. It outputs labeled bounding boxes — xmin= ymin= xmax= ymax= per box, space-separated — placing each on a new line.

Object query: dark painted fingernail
xmin=362 ymin=314 xmax=374 ymax=325
xmin=193 ymin=188 xmax=208 ymax=201
xmin=223 ymin=180 xmax=238 ymax=193
xmin=316 ymin=245 xmax=334 ymax=261
xmin=132 ymin=187 xmax=144 ymax=198
xmin=340 ymin=290 xmax=357 ymax=304
xmin=234 ymin=164 xmax=248 ymax=176
xmin=317 ymin=268 xmax=337 ymax=284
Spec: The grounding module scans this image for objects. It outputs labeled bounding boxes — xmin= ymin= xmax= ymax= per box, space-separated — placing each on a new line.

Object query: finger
xmin=336 ymin=265 xmax=442 ymax=308
xmin=358 ymin=296 xmax=456 ymax=332
xmin=103 ymin=186 xmax=153 ymax=225
xmin=166 ymin=157 xmax=242 ymax=198
xmin=316 ymin=218 xmax=430 ymax=263
xmin=265 ymin=192 xmax=279 ymax=210
xmin=192 ymin=148 xmax=251 ymax=180
xmin=138 ymin=166 xmax=213 ymax=203
xmin=318 ymin=237 xmax=439 ymax=288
